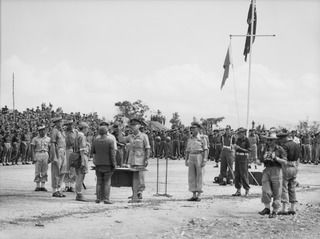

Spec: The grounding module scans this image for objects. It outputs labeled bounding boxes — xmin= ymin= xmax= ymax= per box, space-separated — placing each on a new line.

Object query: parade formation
xmin=1 ymin=104 xmax=319 ymax=219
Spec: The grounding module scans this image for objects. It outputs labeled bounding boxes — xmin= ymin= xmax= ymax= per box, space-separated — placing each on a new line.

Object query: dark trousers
xmin=234 ymin=155 xmax=250 ymax=190
xmin=180 ymin=141 xmax=186 ymax=157
xmin=214 ymin=145 xmax=222 ymax=163
xmin=95 ymin=166 xmax=114 ymax=201
xmin=220 ymin=148 xmax=234 ymax=181
xmin=172 ymin=140 xmax=180 ymax=158
xmin=164 ymin=142 xmax=173 ymax=158
xmin=155 ymin=142 xmax=162 ymax=158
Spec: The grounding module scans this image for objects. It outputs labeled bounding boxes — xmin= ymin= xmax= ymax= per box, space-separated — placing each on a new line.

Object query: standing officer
xmin=212 ymin=129 xmax=223 ymax=168
xmin=74 ymin=122 xmax=90 ymax=202
xmin=50 ymin=116 xmax=67 ymax=198
xmin=31 ymin=125 xmax=51 ymax=191
xmin=232 ymin=128 xmax=250 ymax=197
xmin=172 ymin=128 xmax=181 ymax=159
xmin=219 ymin=125 xmax=235 ymax=185
xmin=277 ymin=130 xmax=300 ymax=215
xmin=313 ymin=131 xmax=320 ymax=165
xmin=248 ymin=129 xmax=259 ymax=168
xmin=185 ymin=122 xmax=208 ymax=201
xmin=120 ymin=119 xmax=151 ymax=203
xmin=20 ymin=129 xmax=31 ymax=165
xmin=64 ymin=118 xmax=77 ymax=192
xmin=301 ymin=132 xmax=312 ymax=163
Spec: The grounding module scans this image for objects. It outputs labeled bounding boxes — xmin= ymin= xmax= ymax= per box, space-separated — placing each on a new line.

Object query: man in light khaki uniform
xmin=50 ymin=116 xmax=67 ymax=198
xmin=119 ymin=118 xmax=150 ymax=203
xmin=74 ymin=122 xmax=90 ymax=201
xmin=64 ymin=119 xmax=77 ymax=192
xmin=31 ymin=125 xmax=51 ymax=191
xmin=185 ymin=122 xmax=208 ymax=201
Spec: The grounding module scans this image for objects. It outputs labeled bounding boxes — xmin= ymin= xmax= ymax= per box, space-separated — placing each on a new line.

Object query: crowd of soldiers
xmin=1 ymin=104 xmax=319 ymax=168
xmin=1 ymin=104 xmax=320 ymax=216
xmin=0 ymin=104 xmax=100 ymax=166
xmin=147 ymin=126 xmax=320 ymax=167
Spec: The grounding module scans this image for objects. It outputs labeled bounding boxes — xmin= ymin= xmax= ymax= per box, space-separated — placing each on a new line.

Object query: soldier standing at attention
xmin=313 ymin=131 xmax=320 ymax=165
xmin=185 ymin=122 xmax=208 ymax=202
xmin=31 ymin=125 xmax=51 ymax=191
xmin=277 ymin=130 xmax=300 ymax=215
xmin=50 ymin=116 xmax=67 ymax=198
xmin=64 ymin=118 xmax=77 ymax=192
xmin=248 ymin=129 xmax=259 ymax=168
xmin=20 ymin=128 xmax=32 ymax=165
xmin=212 ymin=129 xmax=223 ymax=168
xmin=219 ymin=125 xmax=235 ymax=185
xmin=232 ymin=128 xmax=250 ymax=197
xmin=172 ymin=128 xmax=181 ymax=160
xmin=74 ymin=122 xmax=90 ymax=202
xmin=301 ymin=132 xmax=312 ymax=163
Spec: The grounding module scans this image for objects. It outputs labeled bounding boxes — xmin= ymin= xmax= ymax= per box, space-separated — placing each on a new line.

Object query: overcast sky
xmin=1 ymin=0 xmax=319 ymax=129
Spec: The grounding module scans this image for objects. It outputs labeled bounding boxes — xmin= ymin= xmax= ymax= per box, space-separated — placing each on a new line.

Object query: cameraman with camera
xmin=259 ymin=131 xmax=287 ymax=218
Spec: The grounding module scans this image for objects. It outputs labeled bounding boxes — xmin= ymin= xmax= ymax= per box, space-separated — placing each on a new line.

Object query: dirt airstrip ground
xmin=1 ymin=159 xmax=320 ymax=239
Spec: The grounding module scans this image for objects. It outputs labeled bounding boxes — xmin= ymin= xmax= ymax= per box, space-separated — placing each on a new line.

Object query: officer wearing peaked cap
xmin=219 ymin=125 xmax=236 ymax=185
xmin=50 ymin=115 xmax=67 ymax=198
xmin=232 ymin=127 xmax=250 ymax=197
xmin=74 ymin=121 xmax=90 ymax=202
xmin=185 ymin=122 xmax=208 ymax=201
xmin=118 ymin=118 xmax=151 ymax=202
xmin=64 ymin=118 xmax=77 ymax=193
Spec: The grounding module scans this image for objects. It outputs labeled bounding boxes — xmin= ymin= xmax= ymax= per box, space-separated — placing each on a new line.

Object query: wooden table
xmin=111 ymin=167 xmax=146 ymax=187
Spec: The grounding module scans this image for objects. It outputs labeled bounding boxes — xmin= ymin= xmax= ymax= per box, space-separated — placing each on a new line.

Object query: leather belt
xmin=223 ymin=146 xmax=231 ymax=149
xmin=286 ymin=161 xmax=298 ymax=167
xmin=236 ymin=152 xmax=248 ymax=156
xmin=189 ymin=151 xmax=203 ymax=154
xmin=36 ymin=150 xmax=48 ymax=153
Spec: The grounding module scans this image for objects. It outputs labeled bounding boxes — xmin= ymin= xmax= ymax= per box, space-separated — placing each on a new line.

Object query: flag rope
xmin=229 ymin=38 xmax=241 ymax=127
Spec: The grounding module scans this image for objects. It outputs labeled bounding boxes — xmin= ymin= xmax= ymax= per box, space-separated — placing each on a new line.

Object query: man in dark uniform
xmin=232 ymin=127 xmax=251 ymax=197
xmin=172 ymin=128 xmax=181 ymax=160
xmin=212 ymin=129 xmax=223 ymax=168
xmin=312 ymin=131 xmax=320 ymax=165
xmin=180 ymin=129 xmax=189 ymax=158
xmin=219 ymin=125 xmax=235 ymax=185
xmin=159 ymin=131 xmax=166 ymax=158
xmin=301 ymin=132 xmax=312 ymax=163
xmin=277 ymin=130 xmax=300 ymax=215
xmin=154 ymin=132 xmax=162 ymax=158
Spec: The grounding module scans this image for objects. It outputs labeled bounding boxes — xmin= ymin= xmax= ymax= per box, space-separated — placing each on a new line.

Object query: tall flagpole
xmin=246 ymin=0 xmax=255 ymax=134
xmin=12 ymin=72 xmax=15 ymax=122
xmin=0 ymin=0 xmax=2 ymax=109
